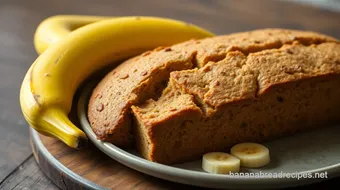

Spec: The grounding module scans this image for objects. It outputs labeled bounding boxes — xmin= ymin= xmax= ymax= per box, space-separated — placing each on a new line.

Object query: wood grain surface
xmin=0 ymin=156 xmax=59 ymax=190
xmin=0 ymin=0 xmax=339 ymax=189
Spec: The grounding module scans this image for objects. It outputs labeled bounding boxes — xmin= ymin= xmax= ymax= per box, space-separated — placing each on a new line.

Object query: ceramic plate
xmin=77 ymin=82 xmax=340 ymax=189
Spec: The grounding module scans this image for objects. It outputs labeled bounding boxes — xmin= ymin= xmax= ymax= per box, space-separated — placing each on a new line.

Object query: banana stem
xmin=41 ymin=107 xmax=88 ymax=149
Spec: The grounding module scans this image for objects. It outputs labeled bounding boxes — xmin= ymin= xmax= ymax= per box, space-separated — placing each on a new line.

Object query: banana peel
xmin=20 ymin=15 xmax=215 ymax=149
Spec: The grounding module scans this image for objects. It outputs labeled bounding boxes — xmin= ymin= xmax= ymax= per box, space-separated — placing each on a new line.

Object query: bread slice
xmin=88 ymin=28 xmax=338 ymax=148
xmin=132 ymin=42 xmax=340 ymax=164
xmin=131 ymin=85 xmax=203 ymax=161
xmin=88 ymin=48 xmax=195 ymax=146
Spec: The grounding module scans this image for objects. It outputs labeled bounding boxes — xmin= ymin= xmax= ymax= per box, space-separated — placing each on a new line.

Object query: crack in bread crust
xmin=170 ymin=28 xmax=338 ymax=68
xmin=170 ymin=42 xmax=340 ymax=114
xmin=88 ymin=28 xmax=339 ymax=150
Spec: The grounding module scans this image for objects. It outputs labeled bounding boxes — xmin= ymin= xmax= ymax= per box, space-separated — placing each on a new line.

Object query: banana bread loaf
xmin=132 ymin=42 xmax=340 ymax=164
xmin=88 ymin=29 xmax=339 ymax=160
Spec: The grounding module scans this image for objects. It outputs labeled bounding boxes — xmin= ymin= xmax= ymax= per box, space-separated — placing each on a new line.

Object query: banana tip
xmin=76 ymin=136 xmax=88 ymax=150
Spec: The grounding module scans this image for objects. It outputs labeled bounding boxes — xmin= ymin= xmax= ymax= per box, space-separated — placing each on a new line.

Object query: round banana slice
xmin=202 ymin=152 xmax=240 ymax=174
xmin=230 ymin=142 xmax=270 ymax=168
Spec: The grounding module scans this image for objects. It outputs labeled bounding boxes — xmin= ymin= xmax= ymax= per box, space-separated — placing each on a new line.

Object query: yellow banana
xmin=21 ymin=15 xmax=215 ymax=149
xmin=34 ymin=15 xmax=112 ymax=55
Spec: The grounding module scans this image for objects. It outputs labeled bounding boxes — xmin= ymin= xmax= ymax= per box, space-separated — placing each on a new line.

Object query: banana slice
xmin=230 ymin=142 xmax=270 ymax=168
xmin=202 ymin=152 xmax=240 ymax=174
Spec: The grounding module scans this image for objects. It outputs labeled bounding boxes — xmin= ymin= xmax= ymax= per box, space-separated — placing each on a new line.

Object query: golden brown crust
xmin=88 ymin=28 xmax=339 ymax=148
xmin=171 ymin=42 xmax=340 ymax=110
xmin=171 ymin=28 xmax=338 ymax=67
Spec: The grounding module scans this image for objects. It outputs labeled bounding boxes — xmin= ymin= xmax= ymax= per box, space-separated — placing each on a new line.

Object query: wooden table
xmin=0 ymin=0 xmax=339 ymax=189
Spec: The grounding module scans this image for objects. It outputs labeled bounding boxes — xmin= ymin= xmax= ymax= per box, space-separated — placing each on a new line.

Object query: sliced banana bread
xmin=88 ymin=28 xmax=338 ymax=149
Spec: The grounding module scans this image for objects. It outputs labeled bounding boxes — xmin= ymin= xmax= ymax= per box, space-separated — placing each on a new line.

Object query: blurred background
xmin=284 ymin=0 xmax=340 ymax=11
xmin=0 ymin=0 xmax=339 ymax=189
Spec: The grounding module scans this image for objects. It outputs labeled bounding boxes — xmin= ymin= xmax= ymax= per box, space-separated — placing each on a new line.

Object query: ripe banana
xmin=230 ymin=142 xmax=271 ymax=168
xmin=34 ymin=15 xmax=111 ymax=54
xmin=20 ymin=15 xmax=215 ymax=149
xmin=202 ymin=152 xmax=240 ymax=174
